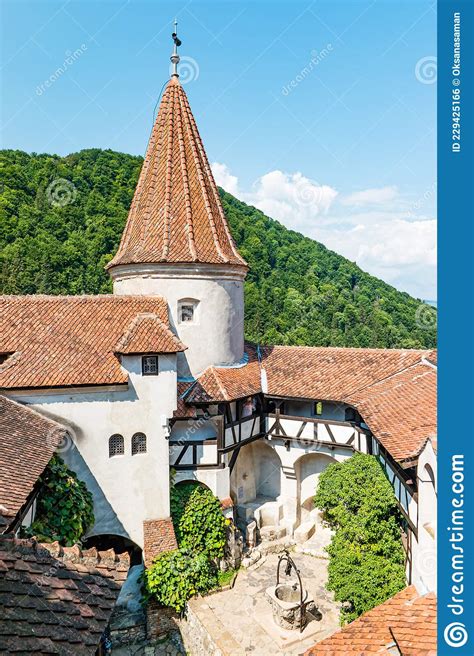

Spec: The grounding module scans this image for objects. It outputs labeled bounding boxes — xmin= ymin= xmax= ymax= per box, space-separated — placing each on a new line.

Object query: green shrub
xmin=315 ymin=453 xmax=406 ymax=624
xmin=171 ymin=482 xmax=227 ymax=561
xmin=144 ymin=550 xmax=218 ymax=613
xmin=145 ymin=480 xmax=228 ymax=612
xmin=23 ymin=455 xmax=94 ymax=546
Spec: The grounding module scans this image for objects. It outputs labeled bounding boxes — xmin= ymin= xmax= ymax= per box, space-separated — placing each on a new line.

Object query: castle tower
xmin=107 ymin=33 xmax=247 ymax=377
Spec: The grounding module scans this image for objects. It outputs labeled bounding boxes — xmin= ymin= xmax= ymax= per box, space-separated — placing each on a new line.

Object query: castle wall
xmin=7 ymin=354 xmax=177 ymax=549
xmin=110 ymin=263 xmax=245 ymax=377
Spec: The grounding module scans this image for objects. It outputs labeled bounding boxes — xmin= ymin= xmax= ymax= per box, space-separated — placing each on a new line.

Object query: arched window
xmin=109 ymin=434 xmax=124 ymax=457
xmin=131 ymin=432 xmax=147 ymax=455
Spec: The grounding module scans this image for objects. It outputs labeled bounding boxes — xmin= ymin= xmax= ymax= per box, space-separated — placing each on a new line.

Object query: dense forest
xmin=0 ymin=148 xmax=436 ymax=349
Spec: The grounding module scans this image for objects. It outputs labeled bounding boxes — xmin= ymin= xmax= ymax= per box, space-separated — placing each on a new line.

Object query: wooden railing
xmin=266 ymin=413 xmax=370 ymax=453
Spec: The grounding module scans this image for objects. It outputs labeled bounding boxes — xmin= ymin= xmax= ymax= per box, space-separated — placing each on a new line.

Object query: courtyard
xmin=187 ymin=550 xmax=340 ymax=656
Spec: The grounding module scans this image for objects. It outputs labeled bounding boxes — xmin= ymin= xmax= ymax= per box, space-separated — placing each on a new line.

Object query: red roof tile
xmin=0 ymin=535 xmax=129 ymax=654
xmin=174 ymin=381 xmax=198 ymax=418
xmin=347 ymin=361 xmax=436 ymax=462
xmin=114 ymin=312 xmax=186 ymax=354
xmin=0 ymin=295 xmax=183 ymax=389
xmin=0 ymin=396 xmax=66 ymax=522
xmin=107 ymin=77 xmax=247 ymax=271
xmin=185 ymin=344 xmax=437 ymax=462
xmin=304 ymin=586 xmax=437 ymax=656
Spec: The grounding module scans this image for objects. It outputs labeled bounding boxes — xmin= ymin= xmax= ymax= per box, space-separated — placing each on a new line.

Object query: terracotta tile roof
xmin=107 ymin=77 xmax=247 ymax=271
xmin=174 ymin=381 xmax=198 ymax=418
xmin=0 ymin=396 xmax=66 ymax=522
xmin=305 ymin=585 xmax=437 ymax=656
xmin=114 ymin=312 xmax=186 ymax=354
xmin=347 ymin=362 xmax=437 ymax=462
xmin=0 ymin=535 xmax=129 ymax=654
xmin=0 ymin=295 xmax=183 ymax=389
xmin=185 ymin=344 xmax=436 ymax=462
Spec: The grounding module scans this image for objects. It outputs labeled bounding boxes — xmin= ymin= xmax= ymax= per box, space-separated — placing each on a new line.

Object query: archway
xmin=231 ymin=440 xmax=282 ymax=505
xmin=295 ymin=453 xmax=336 ymax=523
xmin=174 ymin=479 xmax=211 ymax=492
xmin=82 ymin=534 xmax=142 ymax=566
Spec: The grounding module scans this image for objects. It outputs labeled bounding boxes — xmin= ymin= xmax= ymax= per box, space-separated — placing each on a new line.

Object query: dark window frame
xmin=109 ymin=434 xmax=124 ymax=457
xmin=142 ymin=355 xmax=159 ymax=376
xmin=131 ymin=432 xmax=147 ymax=455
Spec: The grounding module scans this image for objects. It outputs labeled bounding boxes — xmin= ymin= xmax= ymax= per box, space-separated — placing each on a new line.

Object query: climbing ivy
xmin=22 ymin=455 xmax=94 ymax=546
xmin=144 ymin=550 xmax=217 ymax=613
xmin=173 ymin=484 xmax=227 ymax=560
xmin=145 ymin=479 xmax=228 ymax=612
xmin=314 ymin=453 xmax=406 ymax=624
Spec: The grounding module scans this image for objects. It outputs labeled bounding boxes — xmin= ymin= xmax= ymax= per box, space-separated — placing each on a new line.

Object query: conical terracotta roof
xmin=107 ymin=77 xmax=247 ymax=270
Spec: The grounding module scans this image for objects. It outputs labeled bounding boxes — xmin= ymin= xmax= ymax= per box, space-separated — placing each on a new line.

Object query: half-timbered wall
xmin=168 ymin=395 xmax=435 ymax=594
xmin=372 ymin=438 xmax=418 ymax=533
xmin=266 ymin=413 xmax=369 ymax=454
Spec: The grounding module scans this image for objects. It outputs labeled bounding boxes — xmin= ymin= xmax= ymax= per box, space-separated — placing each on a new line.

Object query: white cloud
xmin=212 ymin=163 xmax=338 ymax=232
xmin=342 ymin=186 xmax=398 ymax=206
xmin=211 ymin=162 xmax=239 ymax=196
xmin=318 ymin=215 xmax=436 ymax=299
xmin=211 ymin=163 xmax=436 ymax=299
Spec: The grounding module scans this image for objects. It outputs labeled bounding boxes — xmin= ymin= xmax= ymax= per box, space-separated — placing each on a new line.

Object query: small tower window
xmin=178 ymin=299 xmax=198 ymax=324
xmin=142 ymin=355 xmax=158 ymax=375
xmin=109 ymin=434 xmax=124 ymax=457
xmin=132 ymin=432 xmax=147 ymax=455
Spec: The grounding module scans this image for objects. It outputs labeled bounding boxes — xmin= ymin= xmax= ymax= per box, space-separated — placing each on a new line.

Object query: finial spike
xmin=170 ymin=18 xmax=181 ymax=78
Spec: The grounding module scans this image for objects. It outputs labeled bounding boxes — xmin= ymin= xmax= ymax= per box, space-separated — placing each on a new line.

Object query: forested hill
xmin=0 ymin=149 xmax=436 ymax=349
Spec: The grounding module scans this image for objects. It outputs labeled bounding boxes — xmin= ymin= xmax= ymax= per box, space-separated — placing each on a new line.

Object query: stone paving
xmin=112 ymin=632 xmax=186 ymax=656
xmin=189 ymin=550 xmax=341 ymax=656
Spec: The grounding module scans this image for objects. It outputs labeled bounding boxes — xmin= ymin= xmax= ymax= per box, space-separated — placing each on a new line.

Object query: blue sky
xmin=1 ymin=0 xmax=436 ymax=299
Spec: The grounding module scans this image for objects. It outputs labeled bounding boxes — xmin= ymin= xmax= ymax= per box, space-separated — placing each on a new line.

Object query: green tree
xmin=315 ymin=453 xmax=406 ymax=624
xmin=0 ymin=148 xmax=436 ymax=349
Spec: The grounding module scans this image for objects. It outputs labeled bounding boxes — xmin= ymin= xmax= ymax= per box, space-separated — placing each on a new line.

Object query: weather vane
xmin=170 ymin=19 xmax=181 ymax=78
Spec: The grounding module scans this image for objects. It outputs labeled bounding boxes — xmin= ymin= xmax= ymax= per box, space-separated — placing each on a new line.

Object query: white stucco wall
xmin=111 ymin=263 xmax=246 ymax=377
xmin=412 ymin=438 xmax=437 ymax=593
xmin=174 ymin=468 xmax=230 ymax=500
xmin=7 ymin=354 xmax=178 ymax=549
xmin=230 ymin=437 xmax=350 ymax=532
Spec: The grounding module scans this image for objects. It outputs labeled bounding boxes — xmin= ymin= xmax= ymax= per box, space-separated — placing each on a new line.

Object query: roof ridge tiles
xmin=1 ymin=535 xmax=130 ymax=570
xmin=0 ymin=293 xmax=167 ymax=301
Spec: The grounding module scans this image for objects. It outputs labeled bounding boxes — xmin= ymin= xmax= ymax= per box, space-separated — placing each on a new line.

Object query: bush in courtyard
xmin=143 ymin=549 xmax=218 ymax=613
xmin=171 ymin=481 xmax=227 ymax=561
xmin=145 ymin=479 xmax=228 ymax=612
xmin=22 ymin=455 xmax=94 ymax=546
xmin=314 ymin=453 xmax=406 ymax=624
